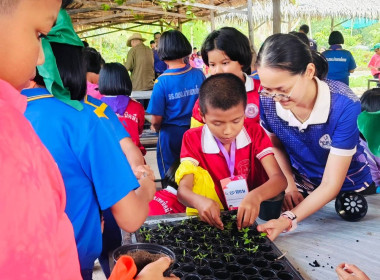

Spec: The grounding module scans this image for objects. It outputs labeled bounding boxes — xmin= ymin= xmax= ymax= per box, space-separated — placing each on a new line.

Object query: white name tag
xmin=221 ymin=176 xmax=249 ymax=209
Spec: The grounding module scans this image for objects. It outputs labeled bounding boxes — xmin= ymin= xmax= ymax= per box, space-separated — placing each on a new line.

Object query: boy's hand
xmin=136 ymin=257 xmax=179 ymax=280
xmin=134 ymin=165 xmax=155 ymax=181
xmin=256 ymin=217 xmax=290 ymax=241
xmin=136 ymin=176 xmax=156 ymax=203
xmin=336 ymin=263 xmax=370 ymax=280
xmin=236 ymin=192 xmax=260 ymax=230
xmin=282 ymin=190 xmax=304 ymax=211
xmin=195 ymin=196 xmax=224 ymax=230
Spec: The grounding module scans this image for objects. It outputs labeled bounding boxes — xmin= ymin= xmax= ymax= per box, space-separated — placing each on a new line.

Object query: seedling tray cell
xmin=136 ymin=211 xmax=304 ymax=280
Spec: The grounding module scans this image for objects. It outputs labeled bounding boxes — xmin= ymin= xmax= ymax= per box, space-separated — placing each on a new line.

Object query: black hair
xmin=49 ymin=42 xmax=87 ymax=101
xmin=154 ymin=32 xmax=161 ymax=37
xmin=0 ymin=0 xmax=20 ymax=14
xmin=201 ymin=27 xmax=252 ymax=75
xmin=289 ymin=31 xmax=309 ymax=47
xmin=150 ymin=40 xmax=155 ymax=45
xmin=329 ymin=31 xmax=344 ymax=45
xmin=299 ymin=24 xmax=309 ymax=34
xmin=157 ymin=30 xmax=192 ymax=61
xmin=256 ymin=33 xmax=328 ymax=80
xmin=199 ymin=73 xmax=247 ymax=115
xmin=360 ymin=88 xmax=380 ymax=112
xmin=193 ymin=47 xmax=197 ymax=50
xmin=82 ymin=40 xmax=89 ymax=47
xmin=82 ymin=47 xmax=103 ymax=74
xmin=61 ymin=0 xmax=74 ymax=9
xmin=162 ymin=159 xmax=180 ymax=189
xmin=98 ymin=62 xmax=132 ymax=96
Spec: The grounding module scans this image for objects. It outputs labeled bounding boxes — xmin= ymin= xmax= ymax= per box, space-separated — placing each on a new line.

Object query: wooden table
xmin=125 ymin=195 xmax=380 ymax=279
xmin=131 ymin=90 xmax=152 ymax=100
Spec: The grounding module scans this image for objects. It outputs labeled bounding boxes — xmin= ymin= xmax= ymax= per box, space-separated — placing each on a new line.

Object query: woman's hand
xmin=256 ymin=216 xmax=290 ymax=241
xmin=136 ymin=257 xmax=179 ymax=280
xmin=336 ymin=263 xmax=370 ymax=280
xmin=282 ymin=190 xmax=304 ymax=211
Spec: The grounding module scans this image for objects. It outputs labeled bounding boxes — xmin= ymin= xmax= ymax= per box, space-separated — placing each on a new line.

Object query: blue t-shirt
xmin=84 ymin=95 xmax=130 ymax=140
xmin=153 ymin=49 xmax=167 ymax=74
xmin=322 ymin=49 xmax=356 ymax=85
xmin=22 ymin=88 xmax=139 ymax=269
xmin=260 ymin=79 xmax=372 ymax=192
xmin=147 ymin=64 xmax=205 ymax=126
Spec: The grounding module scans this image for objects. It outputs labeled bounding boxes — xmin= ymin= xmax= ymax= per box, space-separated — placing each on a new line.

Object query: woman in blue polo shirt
xmin=255 ymin=34 xmax=373 ymax=241
xmin=322 ymin=31 xmax=356 ymax=85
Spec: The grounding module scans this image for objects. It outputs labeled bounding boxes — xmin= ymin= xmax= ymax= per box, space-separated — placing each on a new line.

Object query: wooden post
xmin=247 ymin=0 xmax=254 ymax=46
xmin=178 ymin=19 xmax=182 ymax=31
xmin=272 ymin=0 xmax=281 ymax=34
xmin=210 ymin=0 xmax=215 ymax=31
xmin=308 ymin=16 xmax=312 ymax=38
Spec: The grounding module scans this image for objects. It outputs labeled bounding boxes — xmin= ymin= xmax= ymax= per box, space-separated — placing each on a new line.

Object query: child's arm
xmin=120 ymin=137 xmax=154 ymax=180
xmin=236 ymin=154 xmax=286 ymax=230
xmin=150 ymin=115 xmax=163 ymax=132
xmin=178 ymin=174 xmax=224 ymax=230
xmin=111 ymin=176 xmax=156 ymax=232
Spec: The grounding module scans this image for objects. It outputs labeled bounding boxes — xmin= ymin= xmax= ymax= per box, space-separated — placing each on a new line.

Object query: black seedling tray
xmin=136 ymin=211 xmax=304 ymax=280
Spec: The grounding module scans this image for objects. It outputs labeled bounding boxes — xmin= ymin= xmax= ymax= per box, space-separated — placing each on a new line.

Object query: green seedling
xmin=194 ymin=252 xmax=208 ymax=265
xmin=225 ymin=221 xmax=233 ymax=231
xmin=245 ymin=245 xmax=259 ymax=255
xmin=157 ymin=223 xmax=163 ymax=230
xmin=187 ymin=236 xmax=194 ymax=244
xmin=224 ymin=253 xmax=234 ymax=262
xmin=145 ymin=233 xmax=152 ymax=242
xmin=175 ymin=238 xmax=182 ymax=247
xmin=165 ymin=225 xmax=174 ymax=234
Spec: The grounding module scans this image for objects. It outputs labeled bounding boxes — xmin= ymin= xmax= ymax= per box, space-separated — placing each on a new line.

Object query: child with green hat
xmin=22 ymin=8 xmax=158 ymax=280
xmin=358 ymin=88 xmax=380 ymax=189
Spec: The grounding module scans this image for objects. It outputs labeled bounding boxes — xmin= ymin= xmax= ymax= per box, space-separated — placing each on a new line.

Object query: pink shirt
xmin=86 ymin=81 xmax=103 ymax=99
xmin=368 ymin=54 xmax=380 ymax=76
xmin=0 ymin=79 xmax=81 ymax=280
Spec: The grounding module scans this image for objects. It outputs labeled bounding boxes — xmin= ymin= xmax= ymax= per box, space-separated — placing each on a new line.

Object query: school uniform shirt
xmin=368 ymin=54 xmax=380 ymax=76
xmin=101 ymin=95 xmax=146 ymax=155
xmin=322 ymin=48 xmax=356 ymax=85
xmin=146 ymin=64 xmax=205 ymax=126
xmin=191 ymin=74 xmax=261 ymax=127
xmin=0 ymin=80 xmax=81 ymax=280
xmin=22 ymin=88 xmax=139 ymax=270
xmin=85 ymin=95 xmax=130 ymax=141
xmin=180 ymin=123 xmax=273 ymax=209
xmin=260 ymin=77 xmax=372 ymax=192
xmin=153 ymin=49 xmax=167 ymax=75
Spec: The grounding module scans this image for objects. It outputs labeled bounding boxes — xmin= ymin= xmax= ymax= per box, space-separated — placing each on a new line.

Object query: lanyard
xmin=215 ymin=138 xmax=236 ymax=178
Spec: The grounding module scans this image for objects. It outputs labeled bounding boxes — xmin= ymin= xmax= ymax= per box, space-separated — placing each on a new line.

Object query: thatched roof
xmin=68 ymin=0 xmax=380 ymax=32
xmin=68 ymin=0 xmax=247 ymax=31
xmin=218 ymin=0 xmax=380 ymax=24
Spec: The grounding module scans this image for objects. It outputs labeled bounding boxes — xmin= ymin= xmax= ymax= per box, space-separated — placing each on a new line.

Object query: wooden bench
xmin=368 ymin=78 xmax=379 ymax=89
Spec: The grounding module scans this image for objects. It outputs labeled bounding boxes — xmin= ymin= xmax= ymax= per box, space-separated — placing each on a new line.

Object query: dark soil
xmin=127 ymin=250 xmax=168 ymax=274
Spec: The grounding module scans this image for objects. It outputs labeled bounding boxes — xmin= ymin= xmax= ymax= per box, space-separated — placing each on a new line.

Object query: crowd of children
xmin=0 ymin=0 xmax=379 ymax=279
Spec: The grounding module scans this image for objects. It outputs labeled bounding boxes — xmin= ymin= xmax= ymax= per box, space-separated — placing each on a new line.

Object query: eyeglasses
xmin=258 ymin=76 xmax=301 ymax=102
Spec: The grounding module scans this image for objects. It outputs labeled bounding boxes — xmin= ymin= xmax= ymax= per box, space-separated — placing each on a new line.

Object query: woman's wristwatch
xmin=280 ymin=211 xmax=297 ymax=233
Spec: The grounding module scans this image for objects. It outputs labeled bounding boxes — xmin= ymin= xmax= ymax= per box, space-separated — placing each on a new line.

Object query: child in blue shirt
xmin=147 ymin=30 xmax=205 ymax=178
xmin=322 ymin=31 xmax=356 ymax=85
